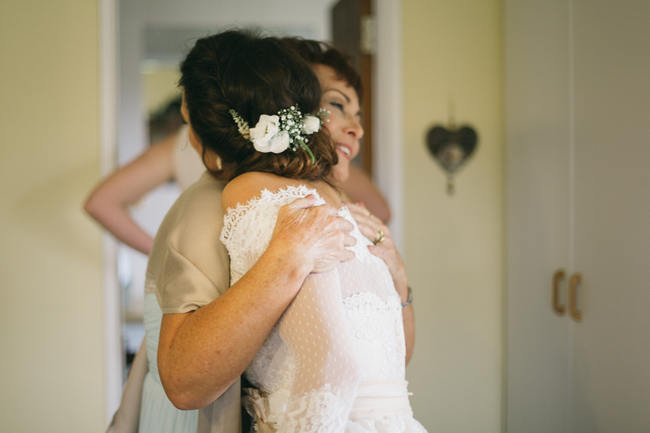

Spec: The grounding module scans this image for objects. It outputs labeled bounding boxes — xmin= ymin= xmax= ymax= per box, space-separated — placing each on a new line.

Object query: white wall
xmin=0 ymin=1 xmax=105 ymax=431
xmin=401 ymin=1 xmax=504 ymax=431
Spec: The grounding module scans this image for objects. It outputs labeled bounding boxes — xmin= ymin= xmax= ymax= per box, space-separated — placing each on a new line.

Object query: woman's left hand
xmin=347 ymin=203 xmax=409 ymax=301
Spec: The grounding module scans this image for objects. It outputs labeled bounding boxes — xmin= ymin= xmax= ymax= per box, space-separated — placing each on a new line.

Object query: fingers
xmin=339 ymin=248 xmax=356 ymax=262
xmin=355 ymin=217 xmax=390 ymax=247
xmin=275 ymin=198 xmax=340 ymax=236
xmin=332 ymin=215 xmax=354 ymax=233
xmin=286 ymin=194 xmax=318 ymax=210
xmin=346 ymin=203 xmax=371 ymax=223
xmin=355 ymin=220 xmax=379 ymax=243
xmin=311 ymin=246 xmax=356 ymax=273
xmin=277 ymin=195 xmax=335 ymax=225
xmin=347 ymin=203 xmax=386 ymax=233
xmin=273 ymin=196 xmax=361 ymax=274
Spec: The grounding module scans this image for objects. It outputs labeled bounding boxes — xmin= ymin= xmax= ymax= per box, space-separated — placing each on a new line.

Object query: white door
xmin=570 ymin=1 xmax=650 ymax=431
xmin=506 ymin=0 xmax=650 ymax=431
xmin=506 ymin=1 xmax=572 ymax=431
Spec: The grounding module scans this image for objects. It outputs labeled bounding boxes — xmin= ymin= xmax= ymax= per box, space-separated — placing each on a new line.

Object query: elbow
xmin=83 ymin=196 xmax=96 ymax=218
xmin=166 ymin=387 xmax=230 ymax=411
xmin=160 ymin=372 xmax=231 ymax=411
xmin=166 ymin=390 xmax=201 ymax=411
xmin=158 ymin=366 xmax=195 ymax=409
xmin=83 ymin=193 xmax=103 ymax=221
xmin=161 ymin=381 xmax=205 ymax=410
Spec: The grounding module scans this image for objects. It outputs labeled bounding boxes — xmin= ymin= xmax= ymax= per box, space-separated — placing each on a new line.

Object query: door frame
xmin=99 ymin=0 xmax=122 ymax=422
xmin=99 ymin=0 xmax=403 ymax=419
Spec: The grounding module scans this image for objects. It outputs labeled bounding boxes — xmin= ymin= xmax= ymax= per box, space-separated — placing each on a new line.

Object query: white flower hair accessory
xmin=228 ymin=105 xmax=329 ymax=163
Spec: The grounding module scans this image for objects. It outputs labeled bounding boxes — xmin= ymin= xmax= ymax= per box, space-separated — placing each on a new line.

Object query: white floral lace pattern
xmin=281 ymin=385 xmax=350 ymax=433
xmin=244 ymin=385 xmax=353 ymax=433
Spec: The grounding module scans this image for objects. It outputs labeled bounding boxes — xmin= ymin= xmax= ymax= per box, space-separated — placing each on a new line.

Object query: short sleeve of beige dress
xmin=142 ymin=172 xmax=241 ymax=433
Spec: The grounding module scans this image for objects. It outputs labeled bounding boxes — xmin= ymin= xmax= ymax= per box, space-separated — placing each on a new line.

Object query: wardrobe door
xmin=570 ymin=1 xmax=650 ymax=432
xmin=505 ymin=1 xmax=571 ymax=431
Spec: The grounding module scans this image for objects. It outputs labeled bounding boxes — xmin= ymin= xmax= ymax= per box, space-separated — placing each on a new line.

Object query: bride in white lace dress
xmin=180 ymin=31 xmax=426 ymax=432
xmin=221 ymin=178 xmax=424 ymax=432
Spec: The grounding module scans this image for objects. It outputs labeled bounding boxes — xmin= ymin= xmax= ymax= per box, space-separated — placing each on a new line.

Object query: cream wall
xmin=401 ymin=0 xmax=504 ymax=431
xmin=0 ymin=1 xmax=105 ymax=432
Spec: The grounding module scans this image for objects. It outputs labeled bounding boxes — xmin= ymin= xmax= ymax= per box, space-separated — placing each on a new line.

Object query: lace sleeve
xmin=276 ymin=270 xmax=361 ymax=433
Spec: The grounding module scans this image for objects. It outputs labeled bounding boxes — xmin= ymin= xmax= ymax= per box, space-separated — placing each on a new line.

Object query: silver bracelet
xmin=401 ymin=286 xmax=413 ymax=308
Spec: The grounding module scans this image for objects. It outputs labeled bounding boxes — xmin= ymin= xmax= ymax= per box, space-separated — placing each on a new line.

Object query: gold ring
xmin=372 ymin=229 xmax=385 ymax=245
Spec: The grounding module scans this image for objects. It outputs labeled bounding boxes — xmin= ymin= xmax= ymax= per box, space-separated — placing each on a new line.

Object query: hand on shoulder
xmin=222 ymin=171 xmax=356 ymax=275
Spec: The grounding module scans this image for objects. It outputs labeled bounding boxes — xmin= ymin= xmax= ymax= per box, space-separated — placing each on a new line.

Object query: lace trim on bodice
xmin=221 ymin=184 xmax=323 ymax=244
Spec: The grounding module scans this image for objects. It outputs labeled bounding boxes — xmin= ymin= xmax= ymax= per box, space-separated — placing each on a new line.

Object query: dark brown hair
xmin=179 ymin=30 xmax=338 ymax=181
xmin=281 ymin=37 xmax=363 ymax=100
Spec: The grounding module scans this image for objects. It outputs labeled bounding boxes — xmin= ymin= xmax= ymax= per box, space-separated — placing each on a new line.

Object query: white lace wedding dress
xmin=220 ymin=185 xmax=427 ymax=433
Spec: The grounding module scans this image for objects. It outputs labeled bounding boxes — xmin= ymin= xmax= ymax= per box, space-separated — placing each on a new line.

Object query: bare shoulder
xmin=221 ymin=172 xmax=300 ymax=211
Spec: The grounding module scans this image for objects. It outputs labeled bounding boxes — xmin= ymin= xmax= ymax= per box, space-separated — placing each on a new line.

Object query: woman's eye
xmin=329 ymin=101 xmax=344 ymax=111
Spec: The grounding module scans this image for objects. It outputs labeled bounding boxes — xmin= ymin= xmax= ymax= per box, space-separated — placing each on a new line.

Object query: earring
xmin=215 ymin=156 xmax=223 ymax=171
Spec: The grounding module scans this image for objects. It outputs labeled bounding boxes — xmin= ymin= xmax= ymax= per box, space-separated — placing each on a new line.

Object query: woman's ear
xmin=202 ymin=148 xmax=222 ymax=172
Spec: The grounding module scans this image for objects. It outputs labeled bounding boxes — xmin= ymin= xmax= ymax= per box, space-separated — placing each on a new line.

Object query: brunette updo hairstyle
xmin=179 ymin=30 xmax=338 ymax=181
xmin=281 ymin=38 xmax=363 ymax=100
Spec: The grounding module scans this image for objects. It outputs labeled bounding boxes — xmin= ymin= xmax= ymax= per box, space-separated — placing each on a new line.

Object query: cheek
xmin=323 ymin=113 xmax=343 ymax=139
xmin=349 ymin=140 xmax=360 ymax=158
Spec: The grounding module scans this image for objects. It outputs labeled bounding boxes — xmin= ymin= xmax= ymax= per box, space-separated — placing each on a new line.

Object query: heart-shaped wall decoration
xmin=425 ymin=124 xmax=478 ymax=194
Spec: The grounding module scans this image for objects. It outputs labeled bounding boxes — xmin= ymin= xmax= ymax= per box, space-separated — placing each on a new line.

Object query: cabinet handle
xmin=569 ymin=273 xmax=583 ymax=322
xmin=552 ymin=269 xmax=566 ymax=315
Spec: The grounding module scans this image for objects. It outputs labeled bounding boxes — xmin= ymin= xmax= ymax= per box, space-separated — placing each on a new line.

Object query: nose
xmin=344 ymin=116 xmax=364 ymax=140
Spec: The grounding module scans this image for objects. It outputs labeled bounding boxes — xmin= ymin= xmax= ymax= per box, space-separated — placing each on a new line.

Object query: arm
xmin=347 ymin=203 xmax=415 ymax=365
xmin=83 ymin=132 xmax=177 ymax=254
xmin=339 ymin=164 xmax=391 ymax=223
xmin=158 ymin=195 xmax=356 ymax=410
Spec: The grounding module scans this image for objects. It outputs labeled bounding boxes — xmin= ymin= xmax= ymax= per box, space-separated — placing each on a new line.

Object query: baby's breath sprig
xmin=317 ymin=108 xmax=331 ymax=123
xmin=278 ymin=105 xmax=316 ymax=163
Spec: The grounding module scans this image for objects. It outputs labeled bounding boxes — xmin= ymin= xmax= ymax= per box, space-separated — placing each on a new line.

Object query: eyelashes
xmin=329 ymin=101 xmax=344 ymax=111
xmin=327 ymin=100 xmax=362 ymax=121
